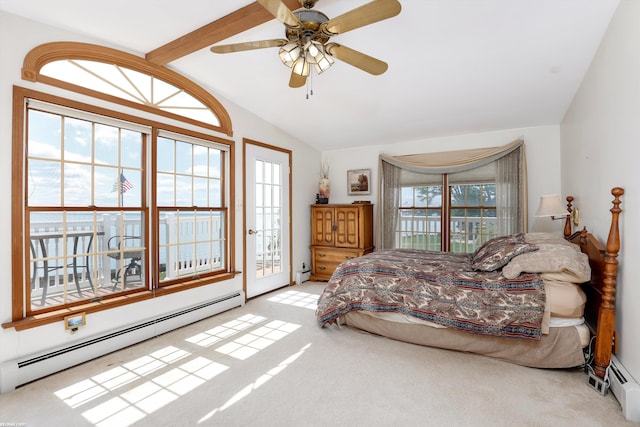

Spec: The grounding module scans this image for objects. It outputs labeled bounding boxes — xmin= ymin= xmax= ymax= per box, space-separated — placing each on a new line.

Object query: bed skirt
xmin=343 ymin=312 xmax=587 ymax=369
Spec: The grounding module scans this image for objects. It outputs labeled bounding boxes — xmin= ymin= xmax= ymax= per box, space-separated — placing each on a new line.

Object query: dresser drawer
xmin=314 ymin=248 xmax=363 ymax=264
xmin=310 ymin=247 xmax=370 ymax=281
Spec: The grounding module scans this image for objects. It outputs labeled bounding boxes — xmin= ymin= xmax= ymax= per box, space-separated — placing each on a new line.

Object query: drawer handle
xmin=345 ymin=256 xmax=354 ymax=260
xmin=318 ymin=253 xmax=326 ymax=257
xmin=319 ymin=266 xmax=326 ymax=271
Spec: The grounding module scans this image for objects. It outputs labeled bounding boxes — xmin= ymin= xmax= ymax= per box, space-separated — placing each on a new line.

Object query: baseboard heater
xmin=0 ymin=291 xmax=243 ymax=394
xmin=295 ymin=270 xmax=311 ymax=285
xmin=609 ymin=354 xmax=640 ymax=423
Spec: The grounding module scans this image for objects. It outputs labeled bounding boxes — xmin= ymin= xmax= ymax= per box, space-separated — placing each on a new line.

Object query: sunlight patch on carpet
xmin=267 ymin=290 xmax=318 ymax=309
xmin=54 ymin=345 xmax=228 ymax=427
xmin=185 ymin=314 xmax=268 ymax=347
xmin=215 ymin=319 xmax=301 ymax=360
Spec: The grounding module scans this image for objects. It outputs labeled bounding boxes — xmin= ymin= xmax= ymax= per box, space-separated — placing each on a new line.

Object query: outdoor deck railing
xmin=398 ymin=215 xmax=498 ymax=251
xmin=29 ymin=213 xmax=223 ymax=300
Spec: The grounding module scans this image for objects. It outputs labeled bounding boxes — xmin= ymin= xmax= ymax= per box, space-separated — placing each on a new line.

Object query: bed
xmin=316 ymin=187 xmax=623 ymax=378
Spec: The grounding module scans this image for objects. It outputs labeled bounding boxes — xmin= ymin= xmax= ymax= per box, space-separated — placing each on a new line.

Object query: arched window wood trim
xmin=22 ymin=41 xmax=233 ymax=136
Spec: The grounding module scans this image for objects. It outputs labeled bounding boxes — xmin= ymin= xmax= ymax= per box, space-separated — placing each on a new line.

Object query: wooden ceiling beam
xmin=146 ymin=0 xmax=302 ymax=65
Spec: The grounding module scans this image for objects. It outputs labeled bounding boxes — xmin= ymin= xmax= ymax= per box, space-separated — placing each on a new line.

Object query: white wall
xmin=561 ymin=0 xmax=640 ymax=381
xmin=0 ymin=11 xmax=318 ymax=367
xmin=321 ymin=125 xmax=565 ymax=235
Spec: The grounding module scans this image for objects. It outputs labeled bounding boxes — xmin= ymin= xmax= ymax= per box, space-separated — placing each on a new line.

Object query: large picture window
xmin=17 ymin=93 xmax=233 ymax=320
xmin=379 ymin=140 xmax=526 ymax=251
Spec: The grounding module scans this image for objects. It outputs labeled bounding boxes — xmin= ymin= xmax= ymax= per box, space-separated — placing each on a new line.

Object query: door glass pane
xmin=255 ymin=159 xmax=281 ymax=278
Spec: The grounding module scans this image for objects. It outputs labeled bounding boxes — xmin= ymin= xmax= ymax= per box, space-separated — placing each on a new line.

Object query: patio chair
xmin=107 ymin=235 xmax=143 ymax=290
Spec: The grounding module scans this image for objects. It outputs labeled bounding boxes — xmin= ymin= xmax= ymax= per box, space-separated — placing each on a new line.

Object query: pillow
xmin=471 ymin=234 xmax=539 ymax=272
xmin=544 ymin=278 xmax=587 ymax=318
xmin=524 ymin=232 xmax=580 ymax=252
xmin=472 ymin=234 xmax=515 ymax=261
xmin=502 ymin=243 xmax=591 ymax=281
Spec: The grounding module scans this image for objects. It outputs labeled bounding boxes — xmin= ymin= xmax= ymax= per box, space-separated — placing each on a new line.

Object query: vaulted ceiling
xmin=0 ymin=0 xmax=620 ymax=151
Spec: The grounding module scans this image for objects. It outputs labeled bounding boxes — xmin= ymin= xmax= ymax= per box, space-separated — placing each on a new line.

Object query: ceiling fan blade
xmin=289 ymin=71 xmax=307 ymax=88
xmin=321 ymin=0 xmax=401 ymax=36
xmin=210 ymin=39 xmax=288 ymax=54
xmin=257 ymin=0 xmax=302 ymax=28
xmin=325 ymin=43 xmax=388 ymax=75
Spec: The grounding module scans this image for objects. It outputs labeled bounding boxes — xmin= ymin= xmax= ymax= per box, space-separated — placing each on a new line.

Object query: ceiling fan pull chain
xmin=306 ymin=72 xmax=314 ymax=99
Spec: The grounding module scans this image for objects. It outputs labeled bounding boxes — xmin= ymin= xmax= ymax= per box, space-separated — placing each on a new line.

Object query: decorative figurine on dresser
xmin=309 ymin=202 xmax=374 ymax=281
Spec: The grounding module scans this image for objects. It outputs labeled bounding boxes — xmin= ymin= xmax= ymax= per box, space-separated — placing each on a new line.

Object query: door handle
xmin=248 ymin=229 xmax=258 ymax=235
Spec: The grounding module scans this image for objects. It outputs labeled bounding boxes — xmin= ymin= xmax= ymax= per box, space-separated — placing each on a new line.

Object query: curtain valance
xmin=378 ymin=138 xmax=523 ymax=174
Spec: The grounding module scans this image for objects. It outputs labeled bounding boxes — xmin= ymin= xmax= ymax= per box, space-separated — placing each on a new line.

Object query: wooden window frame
xmin=398 ymin=178 xmax=497 ymax=253
xmin=3 ymin=43 xmax=238 ymax=330
xmin=6 ymin=86 xmax=236 ymax=331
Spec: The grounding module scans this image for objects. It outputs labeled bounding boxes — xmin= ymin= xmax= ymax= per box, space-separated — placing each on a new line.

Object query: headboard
xmin=566 ymin=187 xmax=623 ymax=379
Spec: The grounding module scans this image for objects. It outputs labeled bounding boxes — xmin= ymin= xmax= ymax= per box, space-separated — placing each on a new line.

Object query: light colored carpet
xmin=0 ymin=282 xmax=633 ymax=427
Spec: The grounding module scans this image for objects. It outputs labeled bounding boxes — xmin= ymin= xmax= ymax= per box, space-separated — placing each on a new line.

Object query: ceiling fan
xmin=210 ymin=0 xmax=402 ymax=88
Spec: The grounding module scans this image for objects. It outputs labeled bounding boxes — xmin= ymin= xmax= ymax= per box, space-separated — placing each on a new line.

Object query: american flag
xmin=112 ymin=172 xmax=134 ymax=194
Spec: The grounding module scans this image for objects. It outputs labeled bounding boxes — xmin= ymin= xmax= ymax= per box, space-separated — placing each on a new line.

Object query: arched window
xmin=22 ymin=41 xmax=232 ymax=136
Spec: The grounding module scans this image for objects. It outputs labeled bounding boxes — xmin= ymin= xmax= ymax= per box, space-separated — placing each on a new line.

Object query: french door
xmin=244 ymin=141 xmax=291 ymax=298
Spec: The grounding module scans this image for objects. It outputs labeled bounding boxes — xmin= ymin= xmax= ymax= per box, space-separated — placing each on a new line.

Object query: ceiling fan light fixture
xmin=304 ymin=39 xmax=320 ymax=57
xmin=279 ymin=43 xmax=302 ymax=67
xmin=209 ymin=0 xmax=401 ymax=87
xmin=292 ymin=56 xmax=310 ymax=77
xmin=314 ymin=54 xmax=334 ymax=74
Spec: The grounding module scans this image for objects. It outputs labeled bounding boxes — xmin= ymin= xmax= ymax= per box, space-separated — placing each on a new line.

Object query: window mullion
xmin=442 ymin=174 xmax=449 ymax=252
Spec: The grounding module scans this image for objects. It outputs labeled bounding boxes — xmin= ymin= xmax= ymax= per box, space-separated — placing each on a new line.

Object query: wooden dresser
xmin=310 ymin=203 xmax=374 ymax=281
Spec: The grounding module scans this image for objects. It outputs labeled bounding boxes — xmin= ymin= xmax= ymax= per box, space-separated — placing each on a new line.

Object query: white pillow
xmin=524 ymin=232 xmax=580 ymax=251
xmin=502 ymin=243 xmax=590 ymax=281
xmin=544 ymin=279 xmax=587 ymax=318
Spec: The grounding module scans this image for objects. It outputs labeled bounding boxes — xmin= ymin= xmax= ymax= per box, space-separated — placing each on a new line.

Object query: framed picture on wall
xmin=347 ymin=169 xmax=371 ymax=195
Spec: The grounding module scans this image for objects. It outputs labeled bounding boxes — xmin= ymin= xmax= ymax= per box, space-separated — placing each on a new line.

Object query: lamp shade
xmin=535 ymin=194 xmax=568 ymax=217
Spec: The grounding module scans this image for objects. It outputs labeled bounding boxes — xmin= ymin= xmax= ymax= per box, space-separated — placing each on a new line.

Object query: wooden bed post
xmin=564 ymin=196 xmax=574 ymax=239
xmin=594 ymin=187 xmax=624 ymax=378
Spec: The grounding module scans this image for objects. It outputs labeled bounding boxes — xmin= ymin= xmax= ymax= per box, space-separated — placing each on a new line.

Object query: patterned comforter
xmin=316 ymin=249 xmax=546 ymax=340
